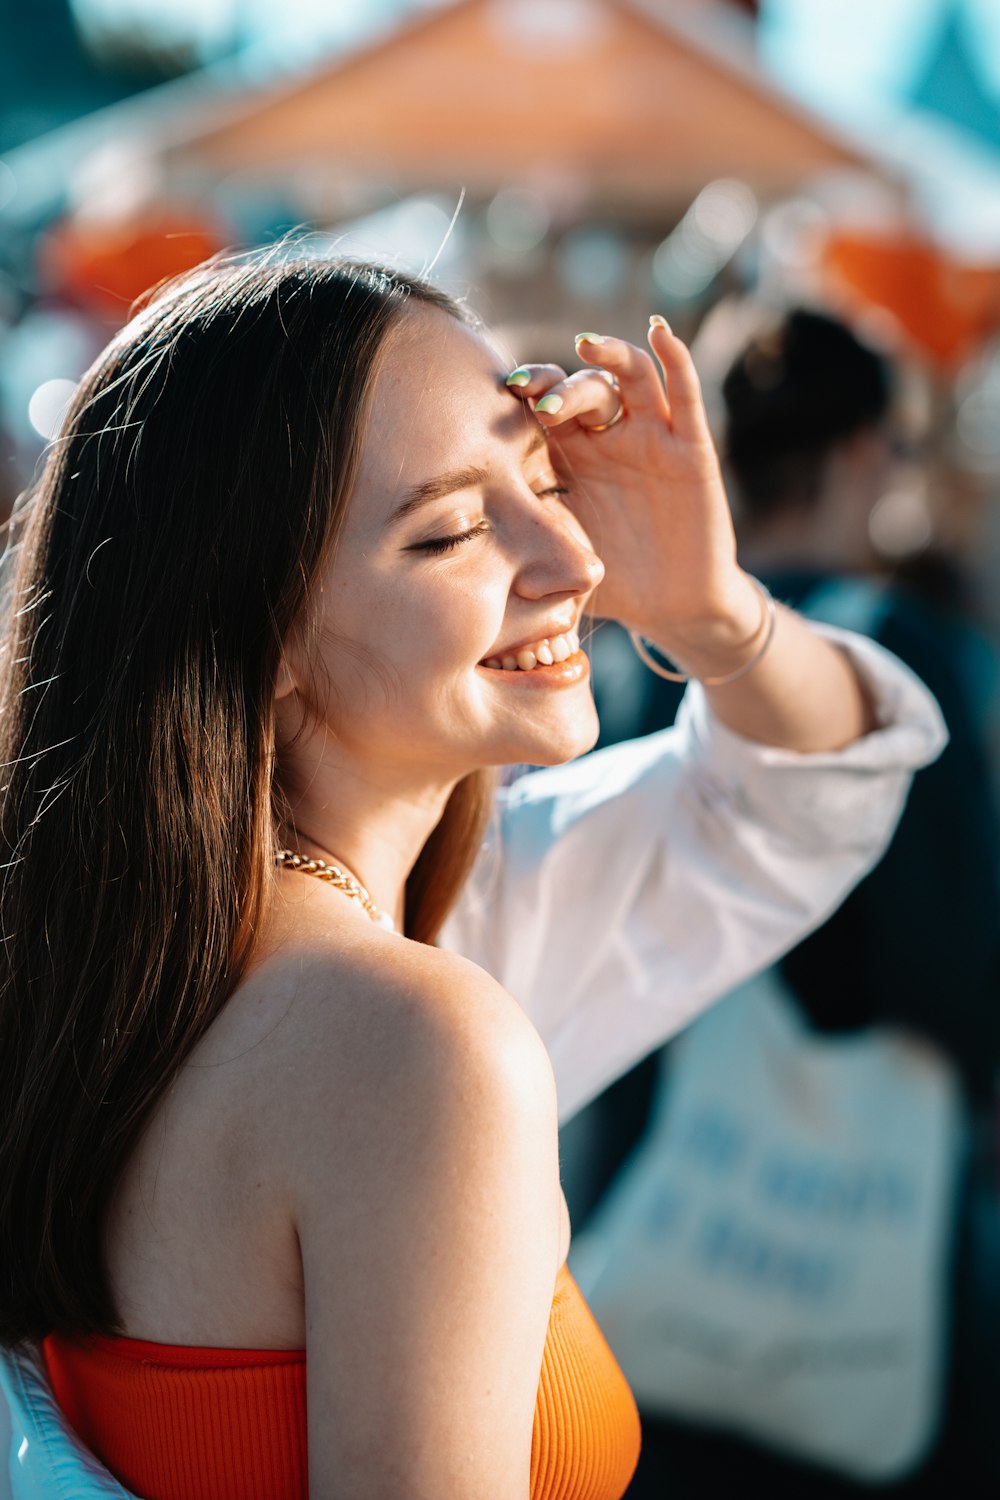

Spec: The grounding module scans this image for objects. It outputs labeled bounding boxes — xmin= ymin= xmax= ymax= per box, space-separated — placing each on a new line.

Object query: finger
xmin=504 ymin=363 xmax=567 ymax=398
xmin=647 ymin=316 xmax=711 ymax=442
xmin=572 ymin=332 xmax=669 ymax=420
xmin=531 ymin=368 xmax=623 ymax=432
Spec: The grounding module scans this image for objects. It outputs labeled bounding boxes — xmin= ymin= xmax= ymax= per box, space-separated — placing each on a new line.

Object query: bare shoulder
xmin=275 ymin=931 xmax=563 ymax=1497
xmin=230 ymin=900 xmax=563 ymax=1493
xmin=280 ymin=931 xmax=554 ymax=1145
xmin=215 ymin=876 xmax=560 ymax=1194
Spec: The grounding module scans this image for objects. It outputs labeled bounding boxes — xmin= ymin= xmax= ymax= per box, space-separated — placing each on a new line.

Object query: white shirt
xmin=0 ymin=624 xmax=947 ymax=1499
xmin=443 ymin=625 xmax=947 ymax=1122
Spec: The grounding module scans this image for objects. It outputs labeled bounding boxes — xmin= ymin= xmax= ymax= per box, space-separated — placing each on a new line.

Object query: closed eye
xmin=410 ymin=521 xmax=492 ymax=556
xmin=409 ymin=485 xmax=568 ymax=556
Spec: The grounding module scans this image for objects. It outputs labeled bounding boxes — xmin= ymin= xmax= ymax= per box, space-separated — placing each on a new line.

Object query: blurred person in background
xmin=725 ymin=308 xmax=1000 ymax=1079
xmin=572 ymin=306 xmax=1000 ymax=1498
xmin=0 ymin=253 xmax=946 ymax=1500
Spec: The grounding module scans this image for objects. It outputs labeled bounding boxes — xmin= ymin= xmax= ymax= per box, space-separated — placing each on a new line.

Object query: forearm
xmin=644 ymin=574 xmax=878 ymax=753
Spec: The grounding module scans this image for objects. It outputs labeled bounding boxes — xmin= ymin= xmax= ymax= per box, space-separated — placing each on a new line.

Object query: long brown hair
xmin=0 ymin=252 xmax=494 ymax=1343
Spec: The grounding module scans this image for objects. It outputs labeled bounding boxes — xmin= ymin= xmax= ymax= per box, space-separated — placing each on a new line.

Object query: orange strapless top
xmin=43 ymin=1263 xmax=640 ymax=1500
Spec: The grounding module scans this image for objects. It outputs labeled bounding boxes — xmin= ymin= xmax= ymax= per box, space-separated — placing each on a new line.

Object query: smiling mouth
xmin=480 ymin=630 xmax=581 ymax=672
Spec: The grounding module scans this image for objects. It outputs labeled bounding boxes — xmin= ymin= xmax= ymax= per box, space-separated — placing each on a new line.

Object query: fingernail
xmin=575 ymin=331 xmax=605 ymax=345
xmin=506 ymin=368 xmax=531 ymax=387
xmin=535 ymin=393 xmax=564 ymax=415
xmin=649 ymin=314 xmax=672 ymax=334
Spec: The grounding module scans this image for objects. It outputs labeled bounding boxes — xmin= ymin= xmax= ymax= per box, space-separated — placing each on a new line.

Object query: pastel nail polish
xmin=649 ymin=314 xmax=672 ymax=334
xmin=535 ymin=393 xmax=564 ymax=414
xmin=506 ymin=368 xmax=532 ymax=387
xmin=575 ymin=332 xmax=606 ymax=345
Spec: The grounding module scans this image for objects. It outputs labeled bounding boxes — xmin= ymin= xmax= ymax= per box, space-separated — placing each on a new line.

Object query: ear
xmin=274 ymin=652 xmax=298 ymax=702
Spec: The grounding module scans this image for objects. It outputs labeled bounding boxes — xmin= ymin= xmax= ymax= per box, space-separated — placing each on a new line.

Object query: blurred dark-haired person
xmin=725 ymin=307 xmax=1000 ymax=1082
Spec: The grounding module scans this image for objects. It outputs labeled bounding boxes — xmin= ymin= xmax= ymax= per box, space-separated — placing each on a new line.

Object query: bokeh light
xmin=485 ymin=189 xmax=551 ymax=257
xmin=27 ymin=378 xmax=78 ymax=442
xmin=868 ymin=483 xmax=934 ymax=558
xmin=556 ymin=227 xmax=631 ymax=302
xmin=653 ymin=180 xmax=758 ymax=304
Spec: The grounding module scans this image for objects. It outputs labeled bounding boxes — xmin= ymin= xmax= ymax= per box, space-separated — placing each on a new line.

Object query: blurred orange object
xmin=823 ymin=230 xmax=1000 ymax=369
xmin=39 ymin=210 xmax=227 ymax=323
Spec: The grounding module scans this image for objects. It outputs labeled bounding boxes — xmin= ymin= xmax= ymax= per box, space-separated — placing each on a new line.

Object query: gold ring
xmin=589 ymin=400 xmax=625 ymax=433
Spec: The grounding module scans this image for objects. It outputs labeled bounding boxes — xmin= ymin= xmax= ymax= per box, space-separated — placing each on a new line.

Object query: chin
xmin=508 ymin=709 xmax=600 ymax=768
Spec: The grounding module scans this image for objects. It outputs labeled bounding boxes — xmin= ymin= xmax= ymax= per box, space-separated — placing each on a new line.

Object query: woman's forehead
xmin=377 ymin=304 xmax=510 ymax=406
xmin=356 ymin=307 xmax=536 ymax=503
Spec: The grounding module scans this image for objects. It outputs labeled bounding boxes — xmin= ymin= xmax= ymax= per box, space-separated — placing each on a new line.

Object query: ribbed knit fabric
xmin=44 ymin=1339 xmax=307 ymax=1500
xmin=530 ymin=1265 xmax=641 ymax=1500
xmin=43 ymin=1264 xmax=639 ymax=1500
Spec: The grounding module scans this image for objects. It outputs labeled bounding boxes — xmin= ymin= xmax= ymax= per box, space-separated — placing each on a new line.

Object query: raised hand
xmin=506 ymin=318 xmax=762 ymax=674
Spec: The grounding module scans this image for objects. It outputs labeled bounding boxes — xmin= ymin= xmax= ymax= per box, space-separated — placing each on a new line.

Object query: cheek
xmin=337 ymin=569 xmax=509 ymax=688
xmin=406 ymin=570 xmax=510 ymax=664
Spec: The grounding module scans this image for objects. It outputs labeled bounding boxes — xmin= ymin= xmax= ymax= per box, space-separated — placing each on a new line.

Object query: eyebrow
xmin=387 ymin=424 xmax=550 ymax=526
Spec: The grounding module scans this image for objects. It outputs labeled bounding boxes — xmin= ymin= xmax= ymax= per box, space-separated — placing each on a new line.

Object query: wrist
xmin=639 ymin=572 xmax=768 ymax=681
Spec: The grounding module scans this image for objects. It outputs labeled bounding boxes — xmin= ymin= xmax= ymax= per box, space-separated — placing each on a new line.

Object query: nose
xmin=513 ymin=498 xmax=605 ymax=603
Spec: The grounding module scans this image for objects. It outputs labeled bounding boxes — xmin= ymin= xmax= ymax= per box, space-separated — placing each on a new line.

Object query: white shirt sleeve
xmin=440 ymin=626 xmax=948 ymax=1122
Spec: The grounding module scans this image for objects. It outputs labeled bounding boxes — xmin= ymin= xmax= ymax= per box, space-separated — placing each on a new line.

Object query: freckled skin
xmin=287 ymin=306 xmax=605 ymax=786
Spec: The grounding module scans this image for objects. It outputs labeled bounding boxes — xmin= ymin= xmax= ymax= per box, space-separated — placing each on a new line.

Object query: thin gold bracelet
xmin=628 ymin=577 xmax=777 ymax=687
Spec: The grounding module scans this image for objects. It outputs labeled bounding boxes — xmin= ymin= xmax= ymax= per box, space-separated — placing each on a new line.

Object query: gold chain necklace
xmin=274 ymin=849 xmax=397 ymax=931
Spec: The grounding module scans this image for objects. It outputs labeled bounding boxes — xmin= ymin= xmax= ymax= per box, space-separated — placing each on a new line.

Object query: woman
xmin=0 ymin=254 xmax=943 ymax=1500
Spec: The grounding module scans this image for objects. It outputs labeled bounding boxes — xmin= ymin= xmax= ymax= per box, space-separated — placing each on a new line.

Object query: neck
xmin=278 ymin=726 xmax=458 ymax=934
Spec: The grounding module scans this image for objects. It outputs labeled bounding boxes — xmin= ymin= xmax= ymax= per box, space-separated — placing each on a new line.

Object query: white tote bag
xmin=570 ymin=973 xmax=962 ymax=1481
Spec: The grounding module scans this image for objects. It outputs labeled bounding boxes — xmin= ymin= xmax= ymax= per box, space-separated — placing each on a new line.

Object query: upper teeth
xmin=482 ymin=631 xmax=580 ymax=671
